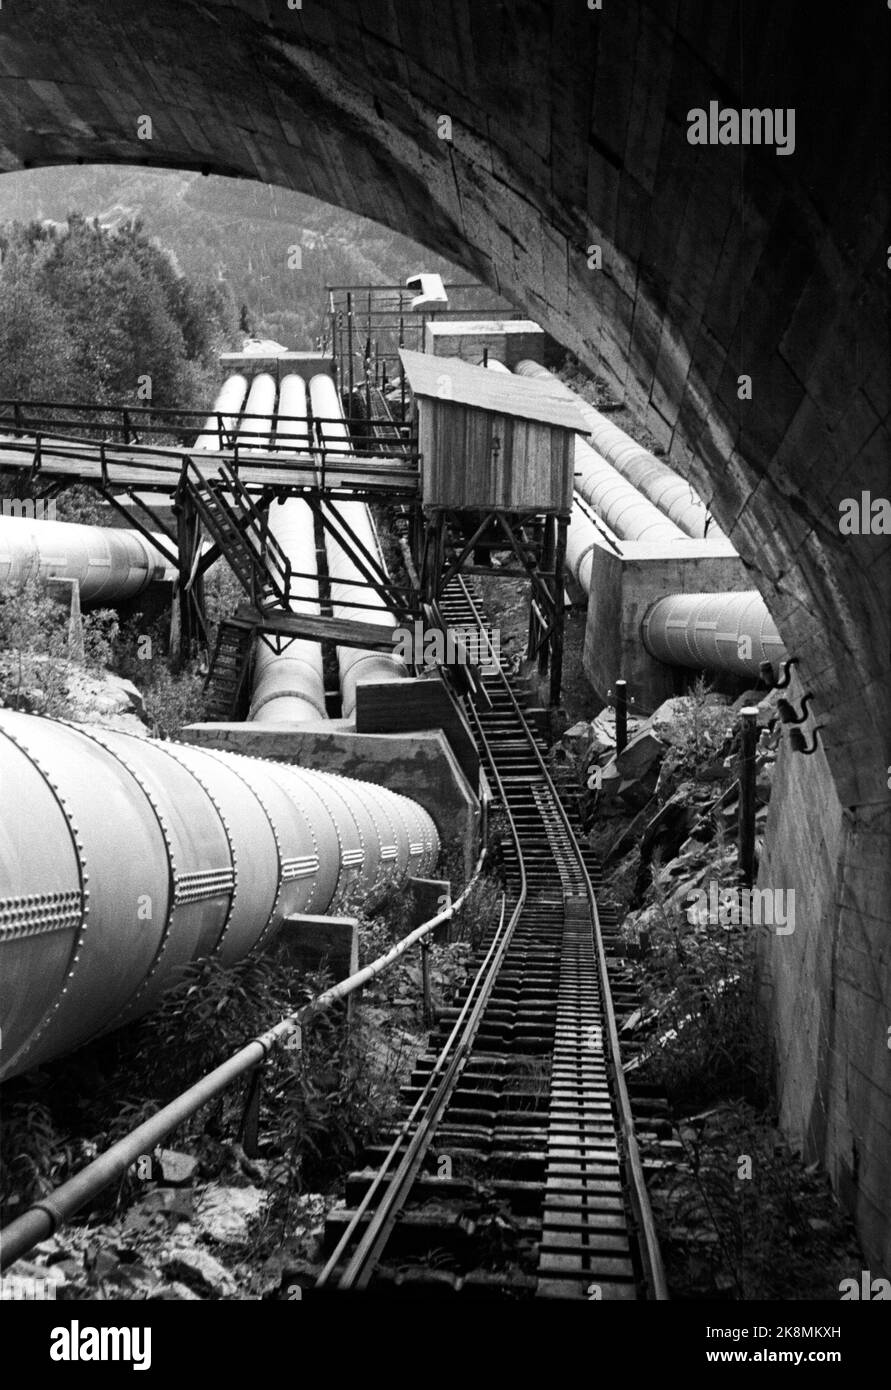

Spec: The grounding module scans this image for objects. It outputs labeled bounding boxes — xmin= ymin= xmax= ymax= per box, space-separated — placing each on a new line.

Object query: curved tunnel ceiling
xmin=0 ymin=0 xmax=888 ymax=811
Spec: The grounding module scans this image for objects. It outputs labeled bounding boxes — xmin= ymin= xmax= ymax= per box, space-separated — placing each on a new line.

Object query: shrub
xmin=278 ymin=1003 xmax=405 ymax=1194
xmin=658 ymin=676 xmax=734 ymax=790
xmin=139 ymin=664 xmax=206 ymax=738
xmin=0 ymin=570 xmax=73 ymax=715
xmin=81 ymin=608 xmax=120 ymax=671
xmin=630 ymin=867 xmax=769 ymax=1109
xmin=449 ymin=873 xmax=502 ymax=951
xmin=114 ymin=618 xmax=207 ymax=736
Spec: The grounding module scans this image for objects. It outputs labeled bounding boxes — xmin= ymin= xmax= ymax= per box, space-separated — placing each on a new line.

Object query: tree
xmin=0 ymin=214 xmax=237 ymax=412
xmin=0 ymin=241 xmax=80 ymax=398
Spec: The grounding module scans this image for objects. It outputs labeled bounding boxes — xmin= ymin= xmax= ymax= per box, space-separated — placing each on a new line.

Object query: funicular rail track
xmin=316 ymin=576 xmax=667 ymax=1299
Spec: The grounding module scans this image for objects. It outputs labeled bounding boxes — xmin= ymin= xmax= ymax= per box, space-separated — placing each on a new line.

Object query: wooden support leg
xmin=549 ymin=515 xmax=568 ymax=707
xmin=539 ymin=516 xmax=556 ymax=678
xmin=527 ymin=587 xmax=539 ymax=666
xmin=174 ymin=495 xmax=199 ymax=670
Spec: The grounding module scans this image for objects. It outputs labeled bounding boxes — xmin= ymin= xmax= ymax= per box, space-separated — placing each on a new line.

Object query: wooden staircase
xmin=204 ymin=617 xmax=256 ymax=720
xmin=184 ymin=461 xmax=292 ymax=609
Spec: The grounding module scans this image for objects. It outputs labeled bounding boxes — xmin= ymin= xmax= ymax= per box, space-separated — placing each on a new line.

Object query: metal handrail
xmin=0 ymin=846 xmax=488 ymax=1270
xmin=0 ymin=431 xmax=421 ymax=489
xmin=0 ymin=400 xmax=418 ymax=461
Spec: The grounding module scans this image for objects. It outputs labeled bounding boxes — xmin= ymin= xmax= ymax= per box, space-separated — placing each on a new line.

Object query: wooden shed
xmin=399 ymin=349 xmax=585 ymax=512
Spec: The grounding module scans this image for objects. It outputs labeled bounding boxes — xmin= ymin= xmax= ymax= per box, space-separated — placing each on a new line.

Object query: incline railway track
xmin=315 ymin=576 xmax=667 ymax=1299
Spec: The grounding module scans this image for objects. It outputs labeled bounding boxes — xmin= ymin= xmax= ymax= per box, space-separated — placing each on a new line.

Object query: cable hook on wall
xmin=788 ymin=724 xmax=826 ymax=756
xmin=774 ymin=656 xmax=799 ymax=689
xmin=777 ymin=691 xmax=814 ymax=725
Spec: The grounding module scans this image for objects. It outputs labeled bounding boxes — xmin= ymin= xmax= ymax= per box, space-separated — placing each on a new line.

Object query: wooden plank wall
xmin=420 ymin=400 xmax=573 ymax=510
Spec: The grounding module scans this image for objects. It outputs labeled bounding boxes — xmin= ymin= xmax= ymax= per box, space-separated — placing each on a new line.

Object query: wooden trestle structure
xmin=0 ymin=326 xmax=585 ymax=711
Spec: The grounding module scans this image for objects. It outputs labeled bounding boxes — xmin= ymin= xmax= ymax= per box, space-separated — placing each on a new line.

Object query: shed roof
xmin=399 ymin=349 xmax=588 ymax=432
xmin=425 ymin=318 xmax=543 ymax=336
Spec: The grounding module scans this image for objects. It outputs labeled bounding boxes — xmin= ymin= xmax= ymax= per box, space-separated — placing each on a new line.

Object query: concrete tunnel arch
xmin=0 ymin=0 xmax=889 ymax=1266
xmin=0 ymin=0 xmax=886 ymax=810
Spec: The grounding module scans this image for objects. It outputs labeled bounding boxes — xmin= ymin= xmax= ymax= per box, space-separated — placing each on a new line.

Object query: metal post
xmin=347 ymin=291 xmax=354 ymax=410
xmin=399 ymin=299 xmax=406 ymax=421
xmin=337 ymin=307 xmax=343 ymax=389
xmin=240 ymin=1066 xmax=263 ymax=1159
xmin=615 ymin=679 xmax=628 ymax=753
xmin=738 ymin=706 xmax=758 ymax=887
xmin=420 ymin=938 xmax=432 ymax=1027
xmin=366 ymin=291 xmax=373 ymax=421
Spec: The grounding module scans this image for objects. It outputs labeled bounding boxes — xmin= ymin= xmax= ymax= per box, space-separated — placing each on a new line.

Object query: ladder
xmin=204 ymin=617 xmax=256 ymax=720
xmin=184 ymin=461 xmax=292 ymax=609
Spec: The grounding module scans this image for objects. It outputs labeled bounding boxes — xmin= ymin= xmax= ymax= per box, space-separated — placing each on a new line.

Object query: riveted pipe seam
xmin=0 ymin=709 xmax=440 ymax=1082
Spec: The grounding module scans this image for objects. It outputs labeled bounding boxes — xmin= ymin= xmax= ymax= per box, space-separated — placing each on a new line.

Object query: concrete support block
xmin=581 ymin=533 xmax=753 ymax=712
xmin=425 ymin=319 xmax=545 ymax=368
xmin=355 ymin=676 xmax=480 ymax=793
xmin=182 ymin=721 xmax=480 ymax=886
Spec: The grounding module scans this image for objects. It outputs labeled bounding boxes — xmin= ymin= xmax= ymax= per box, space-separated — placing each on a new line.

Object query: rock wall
xmin=758 ymin=734 xmax=891 ymax=1272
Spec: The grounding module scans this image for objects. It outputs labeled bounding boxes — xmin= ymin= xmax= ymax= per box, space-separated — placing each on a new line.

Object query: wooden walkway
xmin=0 ymin=434 xmax=419 ymax=497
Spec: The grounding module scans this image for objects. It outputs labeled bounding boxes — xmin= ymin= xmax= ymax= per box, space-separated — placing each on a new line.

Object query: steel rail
xmin=0 ymin=849 xmax=487 ymax=1270
xmin=315 ymin=574 xmax=667 ymax=1295
xmin=452 ymin=576 xmax=668 ymax=1301
xmin=316 ymin=660 xmax=527 ymax=1291
xmin=316 ymin=892 xmax=513 ymax=1289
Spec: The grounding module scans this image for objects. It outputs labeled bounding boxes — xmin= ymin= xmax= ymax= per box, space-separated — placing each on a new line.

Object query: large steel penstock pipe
xmin=0 ymin=709 xmax=439 ymax=1081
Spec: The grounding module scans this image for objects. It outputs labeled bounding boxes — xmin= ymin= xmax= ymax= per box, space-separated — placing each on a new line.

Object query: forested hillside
xmin=0 ymin=166 xmax=466 ymax=353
